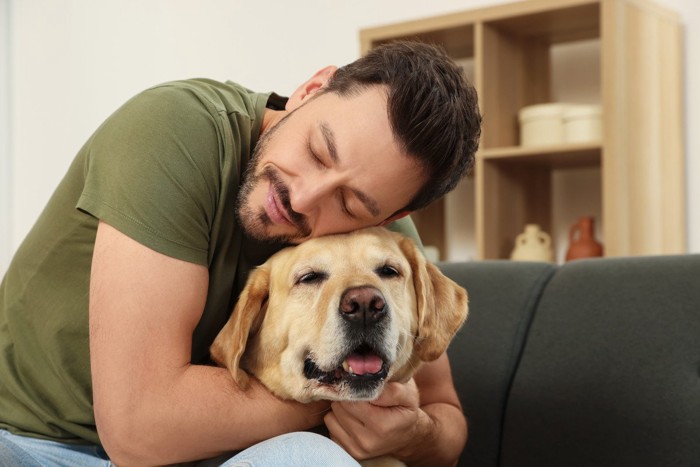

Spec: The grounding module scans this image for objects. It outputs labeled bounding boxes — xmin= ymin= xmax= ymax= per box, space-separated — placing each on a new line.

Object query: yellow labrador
xmin=210 ymin=227 xmax=468 ymax=464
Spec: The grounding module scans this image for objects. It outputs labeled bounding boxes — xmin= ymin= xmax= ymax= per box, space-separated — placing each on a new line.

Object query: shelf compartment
xmin=476 ymin=148 xmax=602 ymax=261
xmin=476 ymin=158 xmax=553 ymax=260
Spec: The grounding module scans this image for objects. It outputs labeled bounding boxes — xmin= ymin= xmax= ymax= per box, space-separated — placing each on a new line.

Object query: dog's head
xmin=210 ymin=227 xmax=468 ymax=402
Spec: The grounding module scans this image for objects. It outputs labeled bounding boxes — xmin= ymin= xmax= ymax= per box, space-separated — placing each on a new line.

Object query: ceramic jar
xmin=566 ymin=216 xmax=603 ymax=261
xmin=511 ymin=224 xmax=554 ymax=263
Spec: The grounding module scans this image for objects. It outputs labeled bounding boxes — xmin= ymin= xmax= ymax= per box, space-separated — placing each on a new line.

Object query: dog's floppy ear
xmin=399 ymin=236 xmax=468 ymax=362
xmin=210 ymin=264 xmax=270 ymax=390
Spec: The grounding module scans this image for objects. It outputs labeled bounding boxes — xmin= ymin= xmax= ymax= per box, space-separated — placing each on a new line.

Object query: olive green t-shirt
xmin=0 ymin=79 xmax=421 ymax=446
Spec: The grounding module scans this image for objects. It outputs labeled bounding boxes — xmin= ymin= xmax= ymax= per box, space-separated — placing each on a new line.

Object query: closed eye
xmin=306 ymin=139 xmax=325 ymax=168
xmin=296 ymin=271 xmax=328 ymax=285
xmin=338 ymin=190 xmax=356 ymax=219
xmin=376 ymin=265 xmax=400 ymax=278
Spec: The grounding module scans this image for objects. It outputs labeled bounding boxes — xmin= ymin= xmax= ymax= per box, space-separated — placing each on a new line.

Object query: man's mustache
xmin=263 ymin=166 xmax=311 ymax=237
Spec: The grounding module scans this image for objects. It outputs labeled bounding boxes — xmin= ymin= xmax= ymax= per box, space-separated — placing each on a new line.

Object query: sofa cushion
xmin=500 ymin=255 xmax=700 ymax=467
xmin=440 ymin=260 xmax=556 ymax=467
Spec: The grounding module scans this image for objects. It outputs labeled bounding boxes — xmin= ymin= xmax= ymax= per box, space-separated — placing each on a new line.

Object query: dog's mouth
xmin=303 ymin=343 xmax=389 ymax=386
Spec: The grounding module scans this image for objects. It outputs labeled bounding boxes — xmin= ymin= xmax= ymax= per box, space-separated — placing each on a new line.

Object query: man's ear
xmin=286 ymin=65 xmax=338 ymax=111
xmin=378 ymin=210 xmax=411 ymax=227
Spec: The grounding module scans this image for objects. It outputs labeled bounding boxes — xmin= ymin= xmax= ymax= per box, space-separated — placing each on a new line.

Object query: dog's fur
xmin=210 ymin=227 xmax=468 ymax=463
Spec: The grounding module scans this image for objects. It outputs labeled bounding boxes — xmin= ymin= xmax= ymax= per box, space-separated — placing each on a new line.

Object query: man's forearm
xmin=90 ymin=223 xmax=329 ymax=466
xmin=97 ymin=364 xmax=328 ymax=466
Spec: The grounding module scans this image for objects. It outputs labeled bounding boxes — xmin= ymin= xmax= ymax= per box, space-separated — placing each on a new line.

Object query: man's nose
xmin=289 ymin=179 xmax=335 ymax=215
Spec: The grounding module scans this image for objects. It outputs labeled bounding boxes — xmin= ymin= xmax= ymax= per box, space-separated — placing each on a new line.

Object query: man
xmin=0 ymin=41 xmax=481 ymax=466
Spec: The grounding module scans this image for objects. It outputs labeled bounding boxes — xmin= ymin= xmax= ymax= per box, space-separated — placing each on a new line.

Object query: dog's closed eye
xmin=295 ymin=270 xmax=328 ymax=285
xmin=376 ymin=264 xmax=401 ymax=278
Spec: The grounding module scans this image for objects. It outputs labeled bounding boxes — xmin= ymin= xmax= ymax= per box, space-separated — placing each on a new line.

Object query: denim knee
xmin=220 ymin=431 xmax=359 ymax=467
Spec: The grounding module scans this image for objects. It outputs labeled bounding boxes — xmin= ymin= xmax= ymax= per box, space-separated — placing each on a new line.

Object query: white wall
xmin=1 ymin=0 xmax=11 ymax=271
xmin=1 ymin=0 xmax=698 ymax=272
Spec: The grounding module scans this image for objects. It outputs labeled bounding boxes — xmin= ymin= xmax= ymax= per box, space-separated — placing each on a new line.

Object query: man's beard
xmin=235 ymin=114 xmax=312 ymax=244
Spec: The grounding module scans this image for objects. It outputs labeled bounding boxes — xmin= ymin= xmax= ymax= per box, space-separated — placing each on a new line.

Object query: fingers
xmin=324 ymin=402 xmax=375 ymax=459
xmin=370 ymin=379 xmax=419 ymax=408
xmin=323 ymin=380 xmax=422 ymax=460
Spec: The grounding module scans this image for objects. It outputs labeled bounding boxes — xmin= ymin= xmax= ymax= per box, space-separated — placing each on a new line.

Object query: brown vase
xmin=566 ymin=216 xmax=603 ymax=261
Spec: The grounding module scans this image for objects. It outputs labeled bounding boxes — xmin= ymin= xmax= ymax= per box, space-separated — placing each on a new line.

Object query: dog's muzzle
xmin=302 ymin=286 xmax=391 ymax=397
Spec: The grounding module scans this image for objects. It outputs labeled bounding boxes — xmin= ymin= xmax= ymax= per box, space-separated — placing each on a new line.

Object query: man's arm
xmin=89 ymin=221 xmax=327 ymax=466
xmin=408 ymin=353 xmax=468 ymax=465
xmin=324 ymin=353 xmax=467 ymax=466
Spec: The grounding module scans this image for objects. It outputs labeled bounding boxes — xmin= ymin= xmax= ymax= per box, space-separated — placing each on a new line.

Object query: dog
xmin=210 ymin=227 xmax=468 ymax=464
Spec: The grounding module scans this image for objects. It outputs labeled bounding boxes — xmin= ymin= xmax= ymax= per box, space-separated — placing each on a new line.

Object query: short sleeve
xmin=77 ymin=84 xmax=228 ymax=265
xmin=386 ymin=216 xmax=424 ymax=250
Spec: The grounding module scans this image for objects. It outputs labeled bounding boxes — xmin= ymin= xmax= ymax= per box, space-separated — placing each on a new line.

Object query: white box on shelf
xmin=519 ymin=103 xmax=602 ymax=146
xmin=518 ymin=103 xmax=566 ymax=146
xmin=563 ymin=104 xmax=602 ymax=143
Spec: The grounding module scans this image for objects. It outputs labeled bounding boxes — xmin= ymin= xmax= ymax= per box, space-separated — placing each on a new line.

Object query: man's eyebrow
xmin=352 ymin=188 xmax=381 ymax=217
xmin=319 ymin=121 xmax=339 ymax=164
xmin=319 ymin=120 xmax=381 ymax=218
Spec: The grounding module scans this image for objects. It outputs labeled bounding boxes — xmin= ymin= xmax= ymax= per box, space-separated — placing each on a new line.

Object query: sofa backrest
xmin=441 ymin=255 xmax=700 ymax=467
xmin=441 ymin=261 xmax=556 ymax=467
xmin=499 ymin=255 xmax=700 ymax=467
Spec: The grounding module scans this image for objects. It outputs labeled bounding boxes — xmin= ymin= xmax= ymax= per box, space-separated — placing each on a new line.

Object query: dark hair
xmin=323 ymin=40 xmax=481 ymax=213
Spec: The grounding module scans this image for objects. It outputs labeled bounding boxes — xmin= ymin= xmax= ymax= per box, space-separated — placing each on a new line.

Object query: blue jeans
xmin=0 ymin=429 xmax=359 ymax=466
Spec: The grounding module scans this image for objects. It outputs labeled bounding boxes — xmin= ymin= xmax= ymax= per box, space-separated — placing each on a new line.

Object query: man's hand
xmin=325 ymin=354 xmax=467 ymax=466
xmin=324 ymin=379 xmax=432 ymax=461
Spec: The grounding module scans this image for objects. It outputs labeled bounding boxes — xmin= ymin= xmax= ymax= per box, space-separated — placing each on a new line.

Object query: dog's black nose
xmin=339 ymin=286 xmax=387 ymax=327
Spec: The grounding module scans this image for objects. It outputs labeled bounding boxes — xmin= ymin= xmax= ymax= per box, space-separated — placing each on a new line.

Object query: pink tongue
xmin=346 ymin=353 xmax=383 ymax=375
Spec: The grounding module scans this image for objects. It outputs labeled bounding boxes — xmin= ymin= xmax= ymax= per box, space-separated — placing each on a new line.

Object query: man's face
xmin=236 ymin=86 xmax=425 ymax=244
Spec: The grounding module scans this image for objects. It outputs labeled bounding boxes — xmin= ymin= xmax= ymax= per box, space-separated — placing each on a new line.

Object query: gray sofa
xmin=440 ymin=254 xmax=700 ymax=467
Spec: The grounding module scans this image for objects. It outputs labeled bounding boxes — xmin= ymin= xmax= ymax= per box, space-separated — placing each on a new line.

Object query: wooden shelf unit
xmin=360 ymin=0 xmax=686 ymax=261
